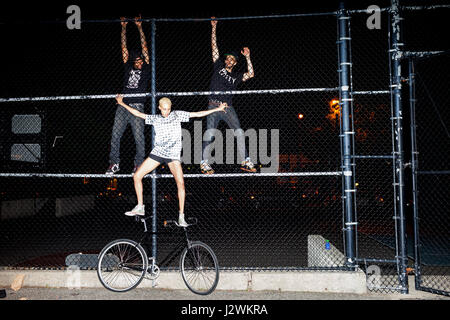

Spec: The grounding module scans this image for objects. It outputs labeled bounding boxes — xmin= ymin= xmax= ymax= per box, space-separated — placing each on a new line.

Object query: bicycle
xmin=97 ymin=216 xmax=219 ymax=295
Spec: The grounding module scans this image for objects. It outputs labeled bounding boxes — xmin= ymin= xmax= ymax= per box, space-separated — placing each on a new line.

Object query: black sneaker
xmin=200 ymin=162 xmax=214 ymax=174
xmin=105 ymin=163 xmax=120 ymax=175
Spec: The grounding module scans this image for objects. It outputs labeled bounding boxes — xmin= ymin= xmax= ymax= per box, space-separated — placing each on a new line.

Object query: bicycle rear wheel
xmin=97 ymin=239 xmax=148 ymax=292
xmin=180 ymin=241 xmax=219 ymax=295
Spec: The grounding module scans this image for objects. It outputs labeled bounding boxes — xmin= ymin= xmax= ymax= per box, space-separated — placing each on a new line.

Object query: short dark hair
xmin=130 ymin=50 xmax=144 ymax=61
xmin=224 ymin=50 xmax=239 ymax=63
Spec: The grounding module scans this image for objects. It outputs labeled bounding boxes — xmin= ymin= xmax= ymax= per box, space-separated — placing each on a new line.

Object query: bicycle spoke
xmin=181 ymin=243 xmax=218 ymax=295
xmin=98 ymin=240 xmax=147 ymax=292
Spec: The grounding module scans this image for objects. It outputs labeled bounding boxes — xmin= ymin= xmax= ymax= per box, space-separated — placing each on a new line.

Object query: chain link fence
xmin=347 ymin=9 xmax=404 ymax=293
xmin=0 ymin=14 xmax=346 ymax=272
xmin=410 ymin=52 xmax=450 ymax=296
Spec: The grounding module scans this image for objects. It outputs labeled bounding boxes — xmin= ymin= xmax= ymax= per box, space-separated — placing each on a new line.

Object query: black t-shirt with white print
xmin=209 ymin=60 xmax=244 ymax=106
xmin=122 ymin=61 xmax=151 ymax=104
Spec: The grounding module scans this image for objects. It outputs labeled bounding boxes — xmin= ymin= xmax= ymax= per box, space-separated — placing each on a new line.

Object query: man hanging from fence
xmin=200 ymin=16 xmax=256 ymax=174
xmin=106 ymin=16 xmax=151 ymax=175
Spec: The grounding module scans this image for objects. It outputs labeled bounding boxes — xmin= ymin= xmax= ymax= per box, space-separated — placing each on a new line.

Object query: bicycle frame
xmin=97 ymin=215 xmax=219 ymax=295
xmin=134 ymin=217 xmax=193 ymax=270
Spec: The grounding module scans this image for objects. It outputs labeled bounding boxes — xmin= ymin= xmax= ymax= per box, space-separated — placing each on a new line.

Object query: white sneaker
xmin=125 ymin=205 xmax=145 ymax=216
xmin=178 ymin=214 xmax=188 ymax=227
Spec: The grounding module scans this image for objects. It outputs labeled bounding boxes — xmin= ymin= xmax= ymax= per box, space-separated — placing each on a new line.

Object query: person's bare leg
xmin=134 ymin=157 xmax=160 ymax=206
xmin=168 ymin=161 xmax=185 ymax=214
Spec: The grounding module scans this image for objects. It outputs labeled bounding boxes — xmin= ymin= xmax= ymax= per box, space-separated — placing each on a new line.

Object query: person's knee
xmin=234 ymin=128 xmax=245 ymax=137
xmin=204 ymin=131 xmax=215 ymax=143
xmin=133 ymin=172 xmax=143 ymax=184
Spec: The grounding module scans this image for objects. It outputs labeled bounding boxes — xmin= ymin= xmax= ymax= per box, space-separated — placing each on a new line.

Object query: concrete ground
xmin=1 ymin=269 xmax=448 ymax=302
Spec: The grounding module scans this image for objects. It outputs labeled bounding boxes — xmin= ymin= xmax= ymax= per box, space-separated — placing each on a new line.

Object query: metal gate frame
xmin=345 ymin=0 xmax=450 ymax=295
xmin=342 ymin=0 xmax=410 ymax=294
xmin=408 ymin=53 xmax=450 ymax=297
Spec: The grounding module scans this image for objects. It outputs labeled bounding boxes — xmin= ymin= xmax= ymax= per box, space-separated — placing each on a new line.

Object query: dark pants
xmin=202 ymin=100 xmax=248 ymax=163
xmin=109 ymin=103 xmax=145 ymax=167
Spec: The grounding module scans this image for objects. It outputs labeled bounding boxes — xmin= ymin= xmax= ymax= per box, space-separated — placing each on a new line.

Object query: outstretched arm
xmin=241 ymin=47 xmax=254 ymax=82
xmin=116 ymin=95 xmax=147 ymax=119
xmin=135 ymin=15 xmax=150 ymax=64
xmin=189 ymin=102 xmax=228 ymax=118
xmin=120 ymin=17 xmax=129 ymax=64
xmin=211 ymin=17 xmax=219 ymax=63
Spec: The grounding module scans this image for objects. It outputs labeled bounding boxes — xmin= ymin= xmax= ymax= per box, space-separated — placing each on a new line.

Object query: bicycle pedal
xmin=147 ymin=264 xmax=160 ymax=280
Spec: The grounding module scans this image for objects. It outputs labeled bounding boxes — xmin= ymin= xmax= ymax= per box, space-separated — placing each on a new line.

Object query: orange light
xmin=109 ymin=178 xmax=117 ymax=191
xmin=297 ymin=113 xmax=304 ymax=119
xmin=329 ymin=99 xmax=340 ymax=108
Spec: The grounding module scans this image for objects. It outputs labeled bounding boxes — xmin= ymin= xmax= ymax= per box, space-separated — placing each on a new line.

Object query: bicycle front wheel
xmin=180 ymin=241 xmax=219 ymax=295
xmin=97 ymin=239 xmax=148 ymax=293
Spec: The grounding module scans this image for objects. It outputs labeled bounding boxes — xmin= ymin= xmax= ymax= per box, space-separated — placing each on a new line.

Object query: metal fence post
xmin=408 ymin=57 xmax=421 ymax=291
xmin=151 ymin=19 xmax=158 ymax=260
xmin=338 ymin=1 xmax=356 ymax=269
xmin=390 ymin=0 xmax=409 ymax=294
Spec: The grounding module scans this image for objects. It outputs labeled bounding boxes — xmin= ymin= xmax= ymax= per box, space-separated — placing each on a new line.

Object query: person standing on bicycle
xmin=115 ymin=94 xmax=228 ymax=226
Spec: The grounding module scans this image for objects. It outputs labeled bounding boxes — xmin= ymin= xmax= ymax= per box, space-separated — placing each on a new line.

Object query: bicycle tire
xmin=180 ymin=241 xmax=219 ymax=295
xmin=97 ymin=239 xmax=148 ymax=293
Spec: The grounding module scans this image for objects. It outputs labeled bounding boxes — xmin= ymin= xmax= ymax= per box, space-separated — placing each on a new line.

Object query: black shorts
xmin=148 ymin=153 xmax=179 ymax=164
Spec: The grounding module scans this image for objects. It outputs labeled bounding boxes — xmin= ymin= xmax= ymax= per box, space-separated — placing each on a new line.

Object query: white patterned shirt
xmin=145 ymin=110 xmax=191 ymax=160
